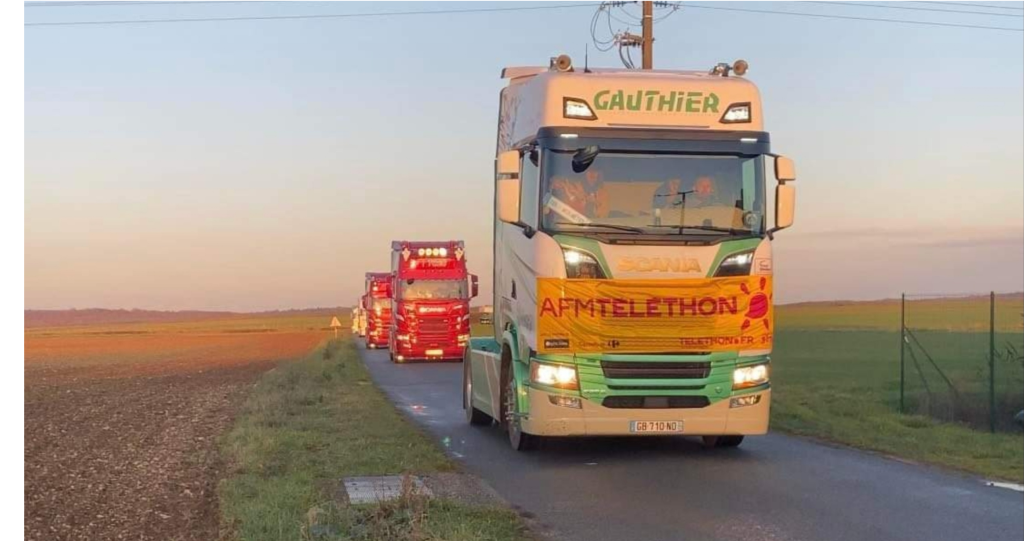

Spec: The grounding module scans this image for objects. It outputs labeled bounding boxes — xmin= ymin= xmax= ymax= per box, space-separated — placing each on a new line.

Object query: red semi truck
xmin=389 ymin=240 xmax=478 ymax=362
xmin=362 ymin=272 xmax=392 ymax=350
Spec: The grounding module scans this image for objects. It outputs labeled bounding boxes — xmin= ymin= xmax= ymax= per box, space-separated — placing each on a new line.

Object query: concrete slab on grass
xmin=343 ymin=476 xmax=432 ymax=504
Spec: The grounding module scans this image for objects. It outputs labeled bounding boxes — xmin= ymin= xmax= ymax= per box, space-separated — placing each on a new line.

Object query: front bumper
xmin=520 ymin=387 xmax=770 ymax=437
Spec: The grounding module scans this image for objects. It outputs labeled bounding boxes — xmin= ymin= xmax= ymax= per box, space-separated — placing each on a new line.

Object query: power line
xmin=26 ymin=1 xmax=266 ymax=6
xmin=23 ymin=0 xmax=172 ymax=3
xmin=675 ymin=2 xmax=1023 ymax=32
xmin=915 ymin=1 xmax=1024 ymax=11
xmin=808 ymin=1 xmax=1023 ymax=17
xmin=24 ymin=0 xmax=1024 ymax=32
xmin=25 ymin=2 xmax=603 ymax=27
xmin=28 ymin=0 xmax=1024 ymax=9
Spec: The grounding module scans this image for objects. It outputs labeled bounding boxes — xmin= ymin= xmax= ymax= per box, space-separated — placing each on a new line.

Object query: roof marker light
xmin=740 ymin=137 xmax=758 ymax=143
xmin=721 ymin=103 xmax=751 ymax=124
xmin=563 ymin=97 xmax=597 ymax=120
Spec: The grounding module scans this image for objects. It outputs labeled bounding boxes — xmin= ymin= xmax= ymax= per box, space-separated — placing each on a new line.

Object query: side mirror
xmin=496 ymin=150 xmax=520 ymax=177
xmin=774 ymin=183 xmax=796 ymax=231
xmin=774 ymin=156 xmax=796 ymax=182
xmin=571 ymin=145 xmax=600 ymax=173
xmin=470 ymin=274 xmax=479 ymax=298
xmin=497 ymin=177 xmax=520 ymax=224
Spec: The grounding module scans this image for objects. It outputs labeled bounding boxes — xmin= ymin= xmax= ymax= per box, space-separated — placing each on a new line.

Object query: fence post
xmin=900 ymin=293 xmax=906 ymax=414
xmin=989 ymin=291 xmax=996 ymax=433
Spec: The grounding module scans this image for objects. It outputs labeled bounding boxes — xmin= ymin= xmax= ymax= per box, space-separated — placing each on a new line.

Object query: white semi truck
xmin=463 ymin=55 xmax=796 ymax=450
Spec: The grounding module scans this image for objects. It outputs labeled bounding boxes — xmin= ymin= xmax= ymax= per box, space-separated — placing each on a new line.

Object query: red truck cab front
xmin=363 ymin=272 xmax=392 ymax=350
xmin=389 ymin=240 xmax=478 ymax=362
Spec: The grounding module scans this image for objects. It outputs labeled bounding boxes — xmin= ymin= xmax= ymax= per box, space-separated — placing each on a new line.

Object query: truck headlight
xmin=733 ymin=363 xmax=769 ymax=390
xmin=715 ymin=251 xmax=754 ymax=277
xmin=562 ymin=248 xmax=605 ymax=279
xmin=531 ymin=361 xmax=579 ymax=390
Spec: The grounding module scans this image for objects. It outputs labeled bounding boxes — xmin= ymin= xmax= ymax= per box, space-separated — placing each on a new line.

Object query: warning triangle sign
xmin=329 ymin=316 xmax=342 ymax=328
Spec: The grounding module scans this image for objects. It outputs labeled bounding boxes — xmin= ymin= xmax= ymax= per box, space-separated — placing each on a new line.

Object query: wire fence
xmin=900 ymin=292 xmax=1024 ymax=432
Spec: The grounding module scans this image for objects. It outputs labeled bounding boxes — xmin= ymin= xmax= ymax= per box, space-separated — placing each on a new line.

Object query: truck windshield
xmin=370 ymin=298 xmax=390 ymax=311
xmin=539 ymin=150 xmax=766 ymax=236
xmin=399 ymin=280 xmax=466 ymax=300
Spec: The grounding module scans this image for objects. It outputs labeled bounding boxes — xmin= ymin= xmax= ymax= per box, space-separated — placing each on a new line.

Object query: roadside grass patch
xmin=219 ymin=338 xmax=528 ymax=541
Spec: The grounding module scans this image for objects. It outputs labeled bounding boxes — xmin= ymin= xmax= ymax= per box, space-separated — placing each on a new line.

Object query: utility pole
xmin=641 ymin=1 xmax=653 ymax=69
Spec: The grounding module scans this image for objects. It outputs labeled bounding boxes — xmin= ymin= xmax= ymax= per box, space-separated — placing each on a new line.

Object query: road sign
xmin=330 ymin=316 xmax=341 ymax=338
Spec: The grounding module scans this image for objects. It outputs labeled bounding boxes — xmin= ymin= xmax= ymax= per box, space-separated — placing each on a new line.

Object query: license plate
xmin=426 ymin=349 xmax=444 ymax=356
xmin=630 ymin=420 xmax=684 ymax=434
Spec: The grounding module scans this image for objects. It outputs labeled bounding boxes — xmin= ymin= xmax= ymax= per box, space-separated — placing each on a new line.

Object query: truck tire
xmin=463 ymin=356 xmax=491 ymax=426
xmin=501 ymin=361 xmax=538 ymax=451
xmin=702 ymin=435 xmax=744 ymax=448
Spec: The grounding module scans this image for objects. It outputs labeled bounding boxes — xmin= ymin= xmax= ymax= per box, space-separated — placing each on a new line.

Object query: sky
xmin=24 ymin=0 xmax=1024 ymax=310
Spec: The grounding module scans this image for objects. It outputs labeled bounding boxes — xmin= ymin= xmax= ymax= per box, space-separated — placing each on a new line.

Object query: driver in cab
xmin=652 ymin=175 xmax=720 ymax=209
xmin=543 ymin=169 xmax=609 ymax=226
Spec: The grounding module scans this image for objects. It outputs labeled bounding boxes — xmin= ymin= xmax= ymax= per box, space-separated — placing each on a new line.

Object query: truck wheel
xmin=702 ymin=435 xmax=744 ymax=448
xmin=464 ymin=357 xmax=491 ymax=426
xmin=502 ymin=365 xmax=537 ymax=451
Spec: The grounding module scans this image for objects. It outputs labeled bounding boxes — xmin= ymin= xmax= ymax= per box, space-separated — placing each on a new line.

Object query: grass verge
xmin=772 ymin=329 xmax=1023 ymax=483
xmin=772 ymin=384 xmax=1023 ymax=482
xmin=219 ymin=338 xmax=529 ymax=541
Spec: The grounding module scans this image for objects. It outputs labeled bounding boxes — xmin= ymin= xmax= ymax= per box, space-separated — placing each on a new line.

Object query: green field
xmin=772 ymin=294 xmax=1024 ymax=481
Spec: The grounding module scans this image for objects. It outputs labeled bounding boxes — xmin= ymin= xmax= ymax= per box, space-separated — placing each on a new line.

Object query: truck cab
xmin=350 ymin=305 xmax=361 ymax=335
xmin=464 ymin=57 xmax=796 ymax=450
xmin=478 ymin=305 xmax=494 ymax=326
xmin=389 ymin=240 xmax=478 ymax=362
xmin=363 ymin=272 xmax=392 ymax=350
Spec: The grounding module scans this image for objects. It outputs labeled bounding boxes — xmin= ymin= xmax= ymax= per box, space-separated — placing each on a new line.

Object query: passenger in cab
xmin=544 ymin=169 xmax=609 ymax=225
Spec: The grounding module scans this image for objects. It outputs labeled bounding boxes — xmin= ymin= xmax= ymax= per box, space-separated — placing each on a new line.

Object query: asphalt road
xmin=358 ymin=344 xmax=1024 ymax=541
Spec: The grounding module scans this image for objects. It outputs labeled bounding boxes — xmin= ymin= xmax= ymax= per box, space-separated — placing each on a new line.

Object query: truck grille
xmin=607 ymin=385 xmax=704 ymax=391
xmin=602 ymin=396 xmax=710 ymax=409
xmin=600 ymin=361 xmax=710 ymax=380
xmin=413 ymin=317 xmax=457 ymax=343
xmin=418 ymin=319 xmax=451 ymax=333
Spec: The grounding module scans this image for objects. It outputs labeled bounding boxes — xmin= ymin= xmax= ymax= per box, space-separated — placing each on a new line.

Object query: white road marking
xmin=985 ymin=481 xmax=1024 ymax=493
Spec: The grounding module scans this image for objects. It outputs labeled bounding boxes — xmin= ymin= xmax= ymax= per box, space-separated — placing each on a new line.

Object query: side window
xmin=741 ymin=158 xmax=756 ymax=210
xmin=519 ymin=149 xmax=540 ymax=228
xmin=741 ymin=157 xmax=766 ymax=233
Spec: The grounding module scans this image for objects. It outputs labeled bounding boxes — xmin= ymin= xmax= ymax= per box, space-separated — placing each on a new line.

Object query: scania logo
xmin=418 ymin=306 xmax=446 ymax=314
xmin=617 ymin=257 xmax=701 ymax=273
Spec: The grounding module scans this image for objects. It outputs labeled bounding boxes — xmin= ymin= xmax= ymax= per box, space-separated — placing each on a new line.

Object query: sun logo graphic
xmin=740 ymin=277 xmax=771 ymax=332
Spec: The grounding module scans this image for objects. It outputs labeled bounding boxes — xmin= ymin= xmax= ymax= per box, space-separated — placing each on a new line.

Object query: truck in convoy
xmin=351 ymin=304 xmax=363 ymax=336
xmin=352 ymin=299 xmax=368 ymax=337
xmin=478 ymin=305 xmax=494 ymax=325
xmin=363 ymin=272 xmax=392 ymax=349
xmin=463 ymin=55 xmax=796 ymax=450
xmin=389 ymin=241 xmax=478 ymax=362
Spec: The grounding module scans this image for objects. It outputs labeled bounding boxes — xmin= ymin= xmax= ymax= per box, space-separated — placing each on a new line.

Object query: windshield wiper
xmin=647 ymin=224 xmax=757 ymax=235
xmin=555 ymin=221 xmax=645 ymax=234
